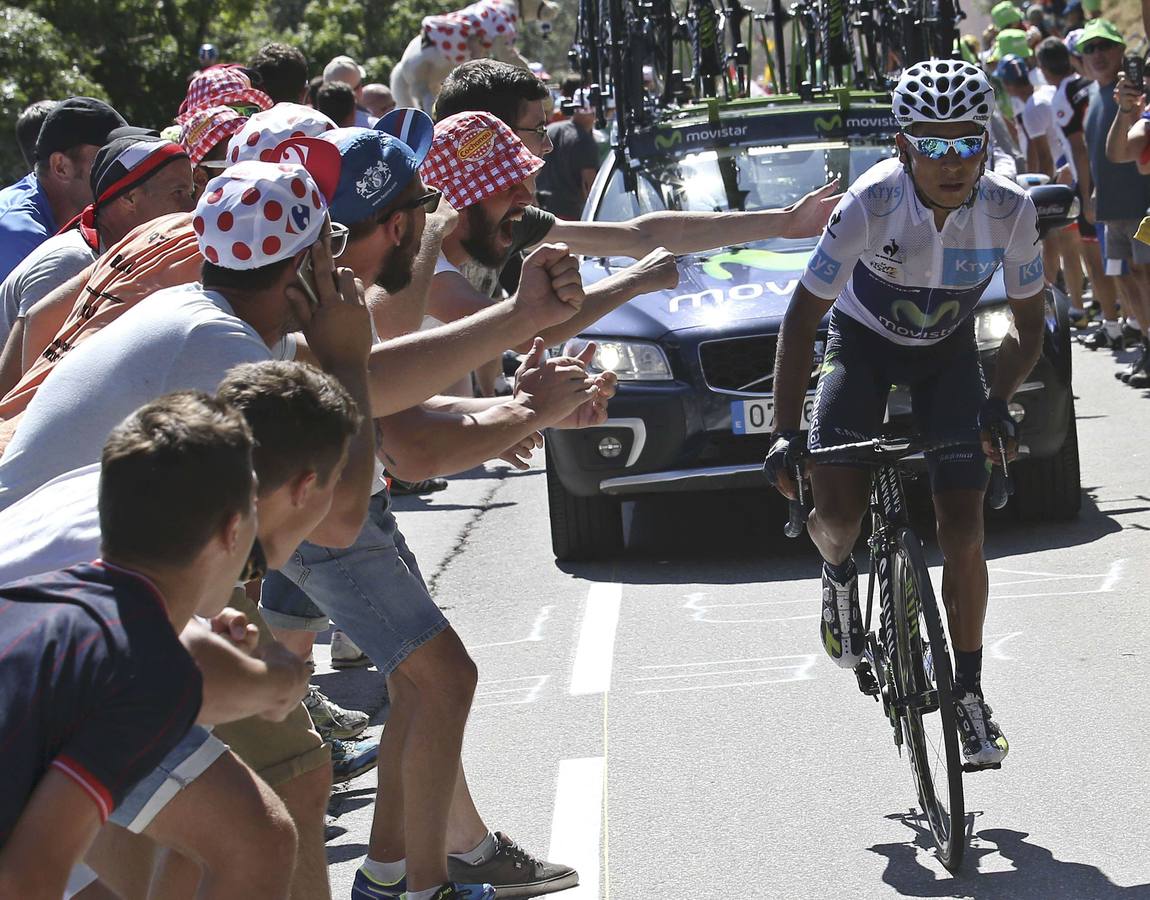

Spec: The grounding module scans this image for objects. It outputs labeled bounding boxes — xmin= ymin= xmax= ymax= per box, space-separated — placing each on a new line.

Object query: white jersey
xmin=800 ymin=157 xmax=1043 ymax=346
xmin=1022 ymin=85 xmax=1075 ymax=178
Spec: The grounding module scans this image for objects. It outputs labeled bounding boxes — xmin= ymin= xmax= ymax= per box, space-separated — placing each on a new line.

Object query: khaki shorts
xmin=213 ymin=586 xmax=330 ymax=787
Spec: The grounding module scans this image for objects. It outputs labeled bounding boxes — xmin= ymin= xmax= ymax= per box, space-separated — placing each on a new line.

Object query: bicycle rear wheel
xmin=890 ymin=527 xmax=965 ymax=871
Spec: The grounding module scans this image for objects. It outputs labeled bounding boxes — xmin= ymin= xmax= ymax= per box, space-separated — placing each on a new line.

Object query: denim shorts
xmin=108 ymin=725 xmax=229 ymax=833
xmin=260 ymin=492 xmax=449 ymax=677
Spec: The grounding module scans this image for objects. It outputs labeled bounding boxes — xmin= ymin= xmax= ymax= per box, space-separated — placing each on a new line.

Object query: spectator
xmin=315 ymin=80 xmax=358 ymax=128
xmin=323 ymin=55 xmax=372 ymax=126
xmin=1037 ymin=34 xmax=1116 ymax=327
xmin=0 ymin=98 xmax=126 ymax=283
xmin=1082 ymin=0 xmax=1101 ymax=19
xmin=224 ymin=103 xmax=336 ymax=165
xmin=179 ymin=104 xmax=249 ymax=196
xmin=177 ymin=65 xmax=272 ymax=123
xmin=0 ymin=391 xmax=256 ymax=899
xmin=250 ymin=42 xmax=310 ymax=104
xmin=0 ymin=133 xmax=193 ymax=359
xmin=535 ymin=89 xmax=600 ymax=220
xmin=1082 ymin=18 xmax=1150 ymax=382
xmin=991 ymin=1 xmax=1024 ymax=32
xmin=361 ymin=83 xmax=396 ymax=119
xmin=307 ymin=74 xmax=325 ymax=107
xmin=1061 ymin=0 xmax=1085 ymax=32
xmin=13 ymin=101 xmax=56 ymax=172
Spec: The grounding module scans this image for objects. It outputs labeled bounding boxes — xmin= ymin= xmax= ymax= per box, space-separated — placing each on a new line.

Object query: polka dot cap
xmin=194 ymin=160 xmax=328 ymax=270
xmin=420 ymin=111 xmax=544 ymax=211
xmin=227 ymin=103 xmax=337 ymax=166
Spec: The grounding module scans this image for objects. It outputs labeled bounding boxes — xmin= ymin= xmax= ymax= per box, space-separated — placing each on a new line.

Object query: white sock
xmin=449 ymin=831 xmax=497 ymax=865
xmin=361 ymin=857 xmax=405 ymax=884
xmin=1105 ymin=319 xmax=1122 ymax=338
xmin=403 ymin=888 xmax=444 ymax=900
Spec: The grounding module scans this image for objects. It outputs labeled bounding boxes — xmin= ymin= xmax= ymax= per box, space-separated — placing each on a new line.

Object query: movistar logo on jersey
xmin=942 ymin=248 xmax=1004 ymax=286
xmin=808 ymin=248 xmax=842 ymax=284
xmin=891 ymin=299 xmax=961 ymax=328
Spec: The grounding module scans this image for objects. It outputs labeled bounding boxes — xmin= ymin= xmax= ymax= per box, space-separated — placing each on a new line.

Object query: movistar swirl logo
xmin=654 ymin=130 xmax=683 ymax=150
xmin=814 ymin=114 xmax=842 ymax=135
xmin=701 ymin=248 xmax=813 ymax=280
xmin=891 ymin=299 xmax=960 ymax=329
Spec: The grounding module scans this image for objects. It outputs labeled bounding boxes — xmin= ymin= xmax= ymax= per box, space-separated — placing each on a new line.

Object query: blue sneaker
xmin=400 ymin=884 xmax=495 ymax=900
xmin=329 ymin=736 xmax=379 ymax=782
xmin=351 ymin=869 xmax=405 ymax=899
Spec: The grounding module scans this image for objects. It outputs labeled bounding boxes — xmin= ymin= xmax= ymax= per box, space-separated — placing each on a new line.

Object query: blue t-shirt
xmin=1085 ymin=81 xmax=1150 ymax=222
xmin=0 ymin=174 xmax=58 ymax=284
xmin=0 ymin=561 xmax=202 ymax=843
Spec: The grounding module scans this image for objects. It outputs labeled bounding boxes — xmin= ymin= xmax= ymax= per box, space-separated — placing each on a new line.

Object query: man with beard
xmin=258 ymin=117 xmax=641 ymax=900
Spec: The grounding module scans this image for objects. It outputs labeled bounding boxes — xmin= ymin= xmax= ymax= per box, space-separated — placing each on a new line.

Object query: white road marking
xmin=989 ymin=559 xmax=1124 ymax=599
xmin=684 ymin=590 xmax=819 ymax=624
xmin=984 ymin=631 xmax=1023 ymax=661
xmin=472 ymin=674 xmax=550 ymax=709
xmin=570 ymin=583 xmax=622 ymax=695
xmin=634 ymin=654 xmax=817 ymax=693
xmin=469 ymin=605 xmax=553 ymax=649
xmin=549 ymin=757 xmax=605 ymax=899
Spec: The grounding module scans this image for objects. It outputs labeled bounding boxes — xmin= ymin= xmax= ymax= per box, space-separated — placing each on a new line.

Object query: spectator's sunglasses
xmin=904 ymin=133 xmax=986 ymax=160
xmin=1079 ymin=40 xmax=1119 ymax=55
xmin=398 ymin=187 xmax=442 ymax=214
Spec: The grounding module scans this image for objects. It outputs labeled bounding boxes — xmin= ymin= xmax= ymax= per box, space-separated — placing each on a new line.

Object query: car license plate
xmin=731 ymin=393 xmax=816 ymax=435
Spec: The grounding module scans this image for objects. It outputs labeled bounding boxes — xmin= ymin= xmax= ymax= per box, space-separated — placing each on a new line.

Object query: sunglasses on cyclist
xmin=904 ymin=133 xmax=986 ymax=160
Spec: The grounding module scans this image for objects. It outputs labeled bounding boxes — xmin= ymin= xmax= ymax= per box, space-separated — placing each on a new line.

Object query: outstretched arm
xmin=541 ymin=180 xmax=840 ymax=258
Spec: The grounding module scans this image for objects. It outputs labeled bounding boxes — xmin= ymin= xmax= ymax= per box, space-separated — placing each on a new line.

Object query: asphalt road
xmin=316 ymin=340 xmax=1150 ymax=900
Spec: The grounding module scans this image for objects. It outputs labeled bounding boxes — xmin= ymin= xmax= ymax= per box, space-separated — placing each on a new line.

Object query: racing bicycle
xmin=774 ymin=431 xmax=1011 ymax=871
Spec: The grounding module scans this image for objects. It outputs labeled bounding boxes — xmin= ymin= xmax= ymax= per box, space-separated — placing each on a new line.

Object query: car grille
xmin=698 ymin=334 xmax=824 ymax=395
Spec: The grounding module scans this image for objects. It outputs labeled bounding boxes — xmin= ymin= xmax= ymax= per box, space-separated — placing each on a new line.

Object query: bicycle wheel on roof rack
xmin=819 ymin=0 xmax=852 ymax=89
xmin=689 ymin=0 xmax=725 ymax=98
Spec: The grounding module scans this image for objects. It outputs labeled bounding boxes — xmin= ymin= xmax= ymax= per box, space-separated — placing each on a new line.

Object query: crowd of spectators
xmin=0 ymin=39 xmax=838 ymax=900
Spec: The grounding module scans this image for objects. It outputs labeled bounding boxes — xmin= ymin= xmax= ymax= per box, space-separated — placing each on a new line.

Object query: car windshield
xmin=594 ymin=140 xmax=896 ymax=253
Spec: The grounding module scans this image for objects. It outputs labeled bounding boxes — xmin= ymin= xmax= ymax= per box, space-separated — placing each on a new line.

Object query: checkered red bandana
xmin=178 ymin=66 xmax=273 ymax=123
xmin=420 ymin=111 xmax=544 ymax=210
xmin=193 ymin=161 xmax=327 ymax=270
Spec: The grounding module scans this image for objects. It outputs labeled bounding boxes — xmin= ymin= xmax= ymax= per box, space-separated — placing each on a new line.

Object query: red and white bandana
xmin=180 ymin=105 xmax=248 ymax=164
xmin=422 ymin=0 xmax=518 ymax=64
xmin=193 ymin=161 xmax=327 ymax=270
xmin=420 ymin=111 xmax=544 ymax=210
xmin=178 ymin=66 xmax=273 ymax=123
xmin=227 ymin=104 xmax=336 ymax=166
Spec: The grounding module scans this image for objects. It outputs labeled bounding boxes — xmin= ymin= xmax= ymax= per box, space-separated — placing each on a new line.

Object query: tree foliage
xmin=3 ymin=0 xmax=578 ymax=186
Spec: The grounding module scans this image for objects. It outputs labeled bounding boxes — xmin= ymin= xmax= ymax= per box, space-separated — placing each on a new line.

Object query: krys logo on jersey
xmin=942 ymin=248 xmax=1004 ymax=286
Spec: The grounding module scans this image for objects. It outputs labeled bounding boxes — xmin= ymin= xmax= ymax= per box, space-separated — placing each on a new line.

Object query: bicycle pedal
xmin=961 ymin=762 xmax=1002 ymax=773
xmin=853 ymin=660 xmax=880 ymax=698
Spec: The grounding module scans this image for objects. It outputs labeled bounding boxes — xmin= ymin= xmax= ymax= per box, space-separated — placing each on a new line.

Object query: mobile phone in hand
xmin=295 ymin=252 xmax=320 ymax=310
xmin=1124 ymin=54 xmax=1145 ymax=91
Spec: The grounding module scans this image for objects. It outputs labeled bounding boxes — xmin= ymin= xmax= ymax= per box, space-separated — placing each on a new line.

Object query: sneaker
xmin=1117 ymin=347 xmax=1148 ymax=383
xmin=330 ymin=736 xmax=379 ymax=782
xmin=953 ymin=690 xmax=1009 ymax=768
xmin=352 ymin=869 xmax=405 ymax=899
xmin=305 ymin=685 xmax=369 ymax=740
xmin=1122 ymin=320 xmax=1143 ymax=345
xmin=1079 ymin=327 xmax=1122 ymax=350
xmin=400 ymin=884 xmax=494 ymax=900
xmin=820 ymin=566 xmax=864 ymax=669
xmin=388 ymin=475 xmax=449 ymax=495
xmin=1068 ymin=306 xmax=1089 ymax=328
xmin=446 ymin=833 xmax=578 ymax=898
xmin=1128 ymin=368 xmax=1150 ymax=389
xmin=331 ymin=629 xmax=371 ymax=669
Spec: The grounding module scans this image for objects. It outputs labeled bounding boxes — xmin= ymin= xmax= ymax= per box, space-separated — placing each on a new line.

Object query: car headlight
xmin=976 ymin=306 xmax=1014 ymax=351
xmin=590 ymin=340 xmax=673 ymax=381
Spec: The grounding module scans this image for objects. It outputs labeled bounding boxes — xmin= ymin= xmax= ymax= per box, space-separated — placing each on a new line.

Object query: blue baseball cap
xmin=273 ymin=108 xmax=434 ymax=226
xmin=995 ymin=54 xmax=1030 ymax=85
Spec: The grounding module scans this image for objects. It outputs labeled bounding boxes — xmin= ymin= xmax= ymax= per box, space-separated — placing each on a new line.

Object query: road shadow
xmin=870 ymin=811 xmax=1150 ymax=899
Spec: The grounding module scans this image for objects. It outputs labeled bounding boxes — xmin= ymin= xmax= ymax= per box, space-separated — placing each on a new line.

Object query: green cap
xmin=991 ymin=0 xmax=1024 ymax=29
xmin=1082 ymin=0 xmax=1102 ymax=12
xmin=1079 ymin=18 xmax=1125 ymax=48
xmin=991 ymin=28 xmax=1033 ymax=62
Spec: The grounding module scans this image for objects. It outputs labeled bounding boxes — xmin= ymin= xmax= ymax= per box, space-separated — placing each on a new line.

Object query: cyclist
xmin=765 ymin=61 xmax=1047 ymax=769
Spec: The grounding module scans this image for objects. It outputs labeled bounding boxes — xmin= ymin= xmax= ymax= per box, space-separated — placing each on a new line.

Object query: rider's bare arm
xmin=773 ymin=283 xmax=834 ymax=433
xmin=988 ymin=290 xmax=1045 ymax=403
xmin=540 ymin=181 xmax=840 ymax=258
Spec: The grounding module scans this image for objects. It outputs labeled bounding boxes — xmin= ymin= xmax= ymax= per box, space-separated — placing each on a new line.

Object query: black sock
xmin=823 ymin=556 xmax=856 ymax=583
xmin=954 ymin=648 xmax=983 ymax=696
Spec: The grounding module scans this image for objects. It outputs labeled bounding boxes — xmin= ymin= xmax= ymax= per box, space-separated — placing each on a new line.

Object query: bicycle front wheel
xmin=891 ymin=527 xmax=965 ymax=871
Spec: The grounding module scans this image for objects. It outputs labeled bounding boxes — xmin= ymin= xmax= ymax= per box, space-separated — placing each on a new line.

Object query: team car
xmin=544 ymin=95 xmax=1081 ymax=560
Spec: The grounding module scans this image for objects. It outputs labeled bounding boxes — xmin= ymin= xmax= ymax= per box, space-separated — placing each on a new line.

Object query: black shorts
xmin=808 ymin=309 xmax=990 ymax=493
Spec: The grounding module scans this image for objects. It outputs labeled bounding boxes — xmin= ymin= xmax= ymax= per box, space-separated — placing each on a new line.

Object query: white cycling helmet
xmin=892 ymin=61 xmax=994 ymax=129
